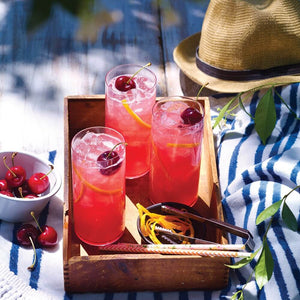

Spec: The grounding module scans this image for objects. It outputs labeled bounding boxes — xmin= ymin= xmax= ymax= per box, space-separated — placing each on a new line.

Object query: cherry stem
xmin=11 ymin=152 xmax=18 ymax=167
xmin=27 ymin=236 xmax=37 ymax=271
xmin=126 ymin=62 xmax=151 ymax=84
xmin=18 ymin=187 xmax=24 ymax=198
xmin=107 ymin=142 xmax=127 ymax=159
xmin=39 ymin=164 xmax=54 ymax=180
xmin=3 ymin=156 xmax=17 ymax=178
xmin=31 ymin=211 xmax=43 ymax=233
xmin=196 ymin=82 xmax=209 ymax=100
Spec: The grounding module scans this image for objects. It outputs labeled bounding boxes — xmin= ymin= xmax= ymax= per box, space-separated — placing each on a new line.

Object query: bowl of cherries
xmin=0 ymin=151 xmax=61 ymax=223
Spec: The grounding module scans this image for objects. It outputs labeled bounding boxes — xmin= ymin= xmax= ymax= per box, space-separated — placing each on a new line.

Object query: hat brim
xmin=173 ymin=32 xmax=300 ymax=93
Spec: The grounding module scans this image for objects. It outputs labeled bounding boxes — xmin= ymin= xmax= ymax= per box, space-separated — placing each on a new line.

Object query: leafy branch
xmin=213 ymin=82 xmax=300 ymax=144
xmin=228 ymin=185 xmax=299 ymax=300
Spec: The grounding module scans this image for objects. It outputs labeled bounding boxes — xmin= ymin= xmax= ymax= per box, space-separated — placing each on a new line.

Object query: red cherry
xmin=0 ymin=179 xmax=8 ymax=191
xmin=13 ymin=180 xmax=33 ymax=198
xmin=181 ymin=107 xmax=203 ymax=125
xmin=16 ymin=224 xmax=39 ymax=247
xmin=115 ymin=75 xmax=136 ymax=91
xmin=28 ymin=165 xmax=53 ymax=194
xmin=37 ymin=225 xmax=58 ymax=247
xmin=0 ymin=190 xmax=14 ymax=197
xmin=5 ymin=165 xmax=26 ymax=188
xmin=96 ymin=142 xmax=125 ymax=176
xmin=3 ymin=154 xmax=26 ymax=188
xmin=28 ymin=173 xmax=49 ymax=194
xmin=31 ymin=211 xmax=58 ymax=247
xmin=114 ymin=63 xmax=151 ymax=92
xmin=16 ymin=223 xmax=39 ymax=270
xmin=25 ymin=194 xmax=38 ymax=199
xmin=97 ymin=150 xmax=121 ymax=176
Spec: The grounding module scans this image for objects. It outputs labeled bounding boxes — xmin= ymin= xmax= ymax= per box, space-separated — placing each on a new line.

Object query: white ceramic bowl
xmin=0 ymin=151 xmax=61 ymax=223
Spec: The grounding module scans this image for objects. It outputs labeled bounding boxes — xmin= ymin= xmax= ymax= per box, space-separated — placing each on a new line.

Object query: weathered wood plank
xmin=159 ymin=0 xmax=210 ymax=95
xmin=0 ymin=0 xmax=167 ymax=157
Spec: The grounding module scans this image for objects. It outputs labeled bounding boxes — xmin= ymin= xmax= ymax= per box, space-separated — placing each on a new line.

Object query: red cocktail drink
xmin=105 ymin=64 xmax=156 ymax=179
xmin=149 ymin=97 xmax=204 ymax=206
xmin=71 ymin=126 xmax=126 ymax=245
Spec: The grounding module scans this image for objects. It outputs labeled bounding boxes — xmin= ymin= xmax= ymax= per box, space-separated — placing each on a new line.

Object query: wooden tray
xmin=63 ymin=95 xmax=229 ymax=293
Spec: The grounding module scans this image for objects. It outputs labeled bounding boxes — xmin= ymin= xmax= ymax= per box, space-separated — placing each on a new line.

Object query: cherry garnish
xmin=114 ymin=62 xmax=151 ymax=92
xmin=97 ymin=142 xmax=126 ymax=176
xmin=16 ymin=224 xmax=39 ymax=247
xmin=181 ymin=107 xmax=203 ymax=125
xmin=28 ymin=165 xmax=53 ymax=194
xmin=97 ymin=150 xmax=121 ymax=176
xmin=115 ymin=75 xmax=136 ymax=92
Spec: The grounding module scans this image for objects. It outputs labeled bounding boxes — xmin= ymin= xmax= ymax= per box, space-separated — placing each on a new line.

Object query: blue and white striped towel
xmin=1 ymin=84 xmax=300 ymax=299
xmin=216 ymin=83 xmax=300 ymax=299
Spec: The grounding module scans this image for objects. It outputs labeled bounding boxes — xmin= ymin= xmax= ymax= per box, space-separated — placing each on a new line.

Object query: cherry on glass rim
xmin=97 ymin=142 xmax=126 ymax=176
xmin=114 ymin=62 xmax=151 ymax=92
xmin=181 ymin=107 xmax=203 ymax=125
xmin=97 ymin=150 xmax=121 ymax=176
xmin=115 ymin=75 xmax=136 ymax=92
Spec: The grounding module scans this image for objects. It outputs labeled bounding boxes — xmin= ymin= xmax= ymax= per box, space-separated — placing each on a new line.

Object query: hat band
xmin=196 ymin=48 xmax=300 ymax=81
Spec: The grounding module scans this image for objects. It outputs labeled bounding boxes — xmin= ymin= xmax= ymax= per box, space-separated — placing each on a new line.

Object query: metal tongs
xmin=160 ymin=205 xmax=255 ymax=251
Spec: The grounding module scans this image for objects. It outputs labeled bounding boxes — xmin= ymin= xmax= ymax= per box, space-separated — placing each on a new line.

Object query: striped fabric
xmin=1 ymin=84 xmax=300 ymax=299
xmin=216 ymin=83 xmax=300 ymax=300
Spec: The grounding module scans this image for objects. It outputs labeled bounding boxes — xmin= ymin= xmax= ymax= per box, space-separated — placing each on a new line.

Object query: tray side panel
xmin=66 ymin=255 xmax=229 ymax=293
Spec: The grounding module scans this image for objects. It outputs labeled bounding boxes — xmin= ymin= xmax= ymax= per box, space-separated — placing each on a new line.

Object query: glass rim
xmin=152 ymin=96 xmax=205 ymax=115
xmin=105 ymin=63 xmax=157 ymax=89
xmin=71 ymin=126 xmax=125 ymax=154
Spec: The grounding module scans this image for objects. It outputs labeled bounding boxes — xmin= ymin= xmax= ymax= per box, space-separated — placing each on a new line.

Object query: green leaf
xmin=255 ymin=240 xmax=274 ymax=289
xmin=226 ymin=248 xmax=260 ymax=269
xmin=282 ymin=202 xmax=298 ymax=231
xmin=238 ymin=95 xmax=254 ymax=119
xmin=256 ymin=200 xmax=282 ymax=225
xmin=226 ymin=256 xmax=253 ymax=269
xmin=213 ymin=95 xmax=238 ymax=129
xmin=254 ymin=88 xmax=276 ymax=144
xmin=231 ymin=290 xmax=244 ymax=300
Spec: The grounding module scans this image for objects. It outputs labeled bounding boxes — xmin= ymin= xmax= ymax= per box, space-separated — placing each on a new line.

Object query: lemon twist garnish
xmin=166 ymin=142 xmax=200 ymax=148
xmin=72 ymin=164 xmax=122 ymax=195
xmin=74 ymin=182 xmax=84 ymax=203
xmin=137 ymin=203 xmax=194 ymax=245
xmin=121 ymin=99 xmax=151 ymax=129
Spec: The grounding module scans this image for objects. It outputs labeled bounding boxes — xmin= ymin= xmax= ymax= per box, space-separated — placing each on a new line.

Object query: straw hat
xmin=173 ymin=0 xmax=300 ymax=93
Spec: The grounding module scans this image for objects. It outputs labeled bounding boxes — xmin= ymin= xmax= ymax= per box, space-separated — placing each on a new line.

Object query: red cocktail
xmin=71 ymin=126 xmax=126 ymax=245
xmin=105 ymin=64 xmax=156 ymax=179
xmin=149 ymin=97 xmax=204 ymax=206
